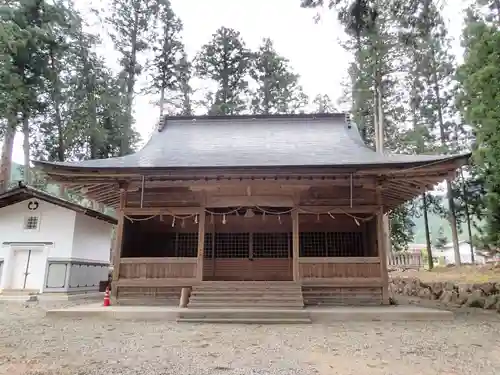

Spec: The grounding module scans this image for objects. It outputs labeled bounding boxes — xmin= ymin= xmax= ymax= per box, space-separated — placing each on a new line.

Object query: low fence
xmin=388 ymin=252 xmax=423 ymax=269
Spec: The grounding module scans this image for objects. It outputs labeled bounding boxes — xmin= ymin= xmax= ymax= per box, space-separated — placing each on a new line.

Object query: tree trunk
xmin=122 ymin=6 xmax=140 ymax=156
xmin=22 ymin=112 xmax=30 ymax=184
xmin=0 ymin=116 xmax=17 ymax=192
xmin=446 ymin=181 xmax=461 ymax=265
xmin=422 ymin=192 xmax=434 ymax=269
xmin=159 ymin=86 xmax=165 ymax=120
xmin=429 ymin=46 xmax=461 ymax=266
xmin=49 ymin=47 xmax=64 ymax=162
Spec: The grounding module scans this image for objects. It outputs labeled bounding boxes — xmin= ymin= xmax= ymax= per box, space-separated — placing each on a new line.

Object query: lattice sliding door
xmin=299 ymin=232 xmax=365 ymax=257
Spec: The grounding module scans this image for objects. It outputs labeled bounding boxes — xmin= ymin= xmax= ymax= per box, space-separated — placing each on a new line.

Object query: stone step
xmin=177 ymin=318 xmax=312 ymax=324
xmin=117 ymin=297 xmax=179 ymax=306
xmin=179 ymin=309 xmax=309 ymax=319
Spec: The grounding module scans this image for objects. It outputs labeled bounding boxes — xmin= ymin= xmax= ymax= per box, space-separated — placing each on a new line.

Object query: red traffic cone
xmin=103 ymin=286 xmax=110 ymax=307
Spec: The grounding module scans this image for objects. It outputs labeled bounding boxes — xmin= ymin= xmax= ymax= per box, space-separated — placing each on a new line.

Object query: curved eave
xmin=33 ymin=153 xmax=470 ymax=179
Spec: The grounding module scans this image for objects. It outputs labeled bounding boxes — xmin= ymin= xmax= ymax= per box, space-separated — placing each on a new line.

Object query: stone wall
xmin=390 ymin=277 xmax=500 ymax=311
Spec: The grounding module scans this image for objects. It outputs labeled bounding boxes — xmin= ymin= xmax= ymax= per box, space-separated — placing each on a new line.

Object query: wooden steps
xmin=187 ymin=281 xmax=305 ymax=309
xmin=182 ymin=282 xmax=308 ymax=323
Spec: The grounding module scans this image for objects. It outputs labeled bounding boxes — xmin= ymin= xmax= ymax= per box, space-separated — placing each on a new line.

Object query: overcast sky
xmin=11 ymin=0 xmax=466 ymax=164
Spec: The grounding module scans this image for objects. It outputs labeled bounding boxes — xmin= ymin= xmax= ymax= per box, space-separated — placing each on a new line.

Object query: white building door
xmin=10 ymin=249 xmax=43 ymax=290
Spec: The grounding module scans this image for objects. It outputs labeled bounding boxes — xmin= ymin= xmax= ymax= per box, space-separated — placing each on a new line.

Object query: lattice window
xmin=325 ymin=232 xmax=364 ymax=257
xmin=300 ymin=232 xmax=365 ymax=257
xmin=299 ymin=232 xmax=326 ymax=257
xmin=253 ymin=233 xmax=290 ymax=258
xmin=177 ymin=233 xmax=198 ymax=257
xmin=164 ymin=233 xmax=177 ymax=256
xmin=204 ymin=233 xmax=213 ymax=258
xmin=163 ymin=232 xmax=198 ymax=257
xmin=214 ymin=233 xmax=249 ymax=258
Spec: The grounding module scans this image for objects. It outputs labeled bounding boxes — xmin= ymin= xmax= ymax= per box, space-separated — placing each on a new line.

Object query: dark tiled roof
xmin=0 ymin=184 xmax=117 ymax=224
xmin=34 ymin=114 xmax=467 ymax=170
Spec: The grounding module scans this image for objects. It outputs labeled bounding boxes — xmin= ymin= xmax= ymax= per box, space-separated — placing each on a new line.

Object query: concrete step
xmin=179 ymin=309 xmax=309 ymax=319
xmin=177 ymin=318 xmax=311 ymax=324
xmin=1 ymin=289 xmax=38 ymax=295
xmin=117 ymin=297 xmax=179 ymax=306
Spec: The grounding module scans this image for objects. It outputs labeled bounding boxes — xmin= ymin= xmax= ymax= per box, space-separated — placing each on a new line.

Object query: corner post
xmin=112 ymin=187 xmax=127 ymax=299
xmin=292 ymin=208 xmax=300 ymax=282
xmin=376 ymin=185 xmax=390 ymax=304
xmin=196 ymin=208 xmax=206 ymax=282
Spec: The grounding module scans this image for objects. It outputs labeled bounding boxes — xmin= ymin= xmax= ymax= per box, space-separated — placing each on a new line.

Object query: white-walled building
xmin=0 ymin=185 xmax=116 ymax=295
xmin=433 ymin=241 xmax=486 ymax=265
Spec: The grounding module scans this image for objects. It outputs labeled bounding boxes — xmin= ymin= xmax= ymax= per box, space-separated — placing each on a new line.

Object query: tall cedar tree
xmin=0 ymin=0 xmax=66 ymax=189
xmin=302 ymin=0 xmax=416 ymax=250
xmin=175 ymin=53 xmax=193 ymax=116
xmin=108 ymin=0 xmax=157 ymax=155
xmin=400 ymin=0 xmax=464 ymax=265
xmin=458 ymin=1 xmax=500 ymax=253
xmin=194 ymin=27 xmax=251 ymax=115
xmin=312 ymin=94 xmax=337 ymax=112
xmin=250 ymin=38 xmax=308 ymax=114
xmin=397 ymin=0 xmax=453 ymax=267
xmin=147 ymin=0 xmax=185 ymax=119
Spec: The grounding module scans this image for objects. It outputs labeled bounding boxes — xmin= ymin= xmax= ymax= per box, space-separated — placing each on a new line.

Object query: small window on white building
xmin=24 ymin=215 xmax=40 ymax=231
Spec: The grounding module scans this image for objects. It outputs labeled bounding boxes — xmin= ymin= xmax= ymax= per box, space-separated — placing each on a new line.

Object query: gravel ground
xmin=1 ymin=301 xmax=500 ymax=375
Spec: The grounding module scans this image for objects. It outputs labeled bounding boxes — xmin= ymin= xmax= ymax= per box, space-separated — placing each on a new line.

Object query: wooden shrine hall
xmin=35 ymin=113 xmax=468 ymax=307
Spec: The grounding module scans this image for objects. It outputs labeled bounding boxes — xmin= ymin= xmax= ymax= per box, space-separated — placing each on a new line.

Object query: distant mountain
xmin=410 ymin=196 xmax=478 ymax=244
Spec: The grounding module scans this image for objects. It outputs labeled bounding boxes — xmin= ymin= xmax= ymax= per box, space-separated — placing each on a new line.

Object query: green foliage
xmin=108 ymin=0 xmax=157 ymax=155
xmin=194 ymin=27 xmax=252 ymax=115
xmin=145 ymin=0 xmax=187 ymax=118
xmin=324 ymin=0 xmax=416 ymax=247
xmin=250 ymin=38 xmax=308 ymax=114
xmin=390 ymin=204 xmax=416 ymax=251
xmin=312 ymin=94 xmax=336 ymax=113
xmin=434 ymin=225 xmax=448 ymax=249
xmin=457 ymin=1 xmax=500 ymax=253
xmin=0 ymin=0 xmax=134 ymax=210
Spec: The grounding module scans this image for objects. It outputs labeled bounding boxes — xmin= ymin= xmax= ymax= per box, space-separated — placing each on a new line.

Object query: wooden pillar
xmin=376 ymin=187 xmax=390 ymax=304
xmin=196 ymin=209 xmax=206 ymax=282
xmin=292 ymin=209 xmax=300 ymax=282
xmin=111 ymin=188 xmax=127 ymax=298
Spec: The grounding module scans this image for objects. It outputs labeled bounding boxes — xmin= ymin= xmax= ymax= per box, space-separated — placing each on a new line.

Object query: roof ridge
xmin=158 ymin=112 xmax=348 ymax=132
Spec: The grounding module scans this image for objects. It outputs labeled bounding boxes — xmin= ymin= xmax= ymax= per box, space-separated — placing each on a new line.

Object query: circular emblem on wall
xmin=28 ymin=201 xmax=39 ymax=211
